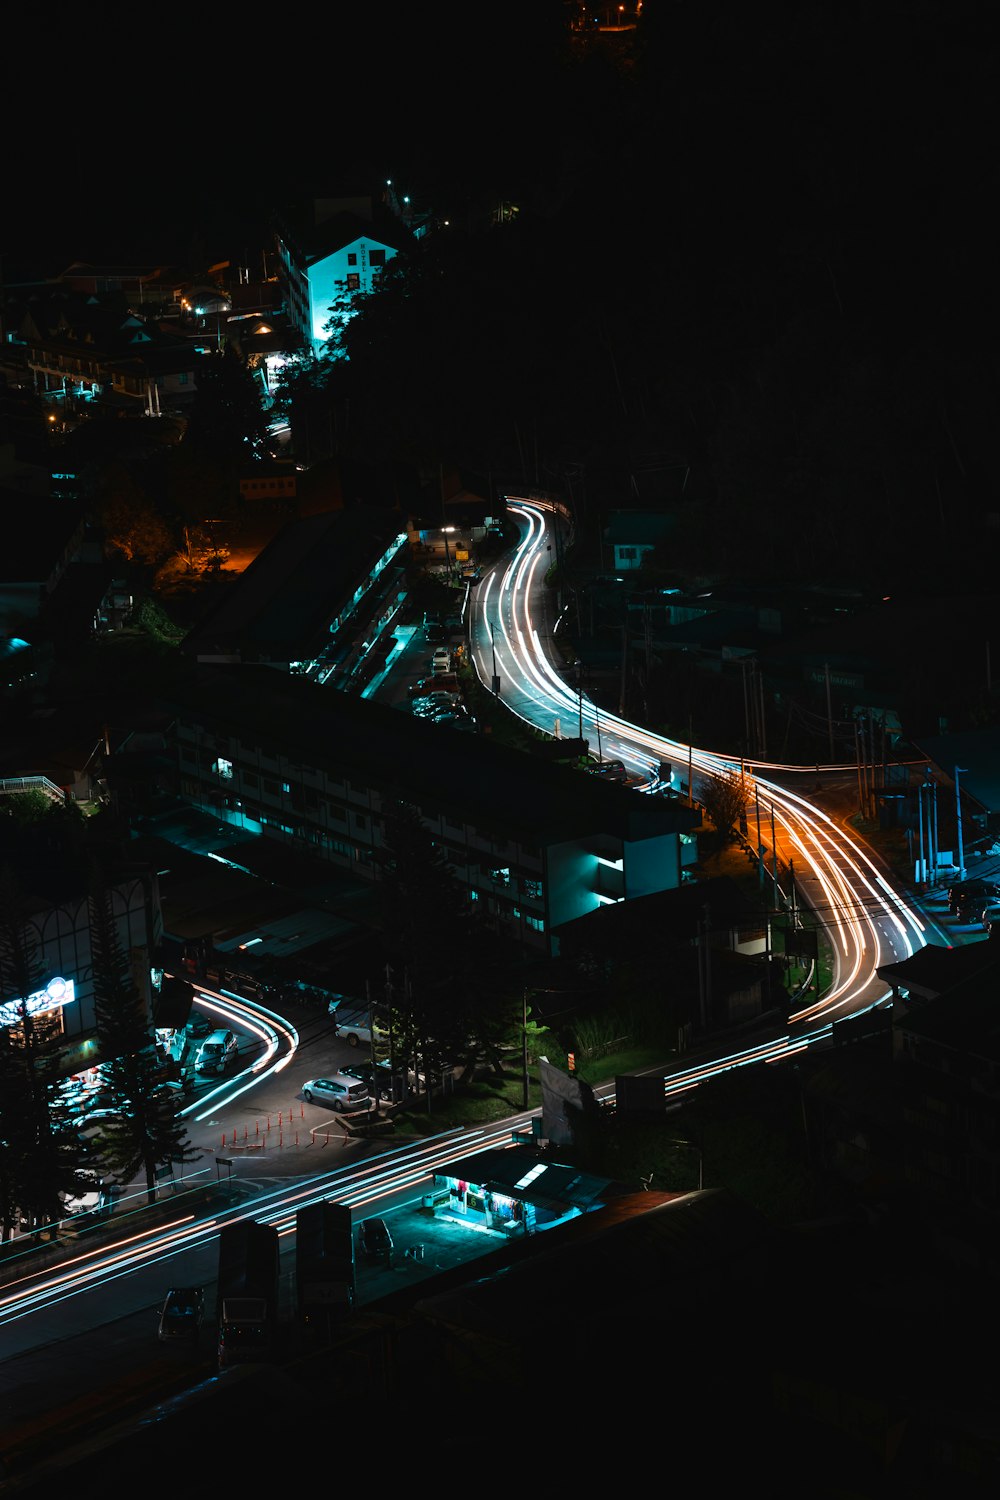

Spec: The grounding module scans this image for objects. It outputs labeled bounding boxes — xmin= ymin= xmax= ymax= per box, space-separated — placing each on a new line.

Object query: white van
xmin=195 ymin=1029 xmax=238 ymax=1075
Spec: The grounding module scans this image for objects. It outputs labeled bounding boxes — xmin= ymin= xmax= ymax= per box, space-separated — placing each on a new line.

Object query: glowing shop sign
xmin=0 ymin=976 xmax=76 ymax=1029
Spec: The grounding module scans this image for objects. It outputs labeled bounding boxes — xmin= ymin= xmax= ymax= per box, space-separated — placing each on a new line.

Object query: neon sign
xmin=0 ymin=976 xmax=76 ymax=1029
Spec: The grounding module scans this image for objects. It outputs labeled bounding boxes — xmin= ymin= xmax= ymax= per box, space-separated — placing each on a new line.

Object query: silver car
xmin=301 ymin=1074 xmax=372 ymax=1112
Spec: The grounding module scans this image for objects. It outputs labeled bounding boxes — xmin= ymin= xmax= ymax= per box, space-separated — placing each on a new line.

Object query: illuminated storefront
xmin=0 ymin=976 xmax=76 ymax=1047
xmin=430 ymin=1147 xmax=616 ymax=1239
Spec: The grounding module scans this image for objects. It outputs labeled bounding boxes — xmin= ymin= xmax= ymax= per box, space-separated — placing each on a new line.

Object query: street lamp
xmin=489 ymin=619 xmax=501 ymax=696
xmin=442 ymin=526 xmax=456 ymax=579
xmin=522 ymin=987 xmax=530 ymax=1109
xmin=955 ymin=767 xmax=968 ymax=880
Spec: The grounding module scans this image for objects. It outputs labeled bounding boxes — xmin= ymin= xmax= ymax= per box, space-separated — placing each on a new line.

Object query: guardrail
xmin=0 ymin=775 xmax=65 ymax=802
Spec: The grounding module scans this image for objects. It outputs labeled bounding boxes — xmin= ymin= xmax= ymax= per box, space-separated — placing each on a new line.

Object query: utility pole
xmin=930 ymin=774 xmax=939 ymax=883
xmin=955 ymin=767 xmax=968 ymax=880
xmin=698 ymin=906 xmax=711 ymax=1032
xmin=489 ymin=619 xmax=500 ymax=697
xmin=619 ymin=624 xmax=627 ymax=717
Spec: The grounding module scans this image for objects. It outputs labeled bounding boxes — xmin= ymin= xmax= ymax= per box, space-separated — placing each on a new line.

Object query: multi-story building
xmin=179 ymin=504 xmax=409 ymax=685
xmin=0 ymin=861 xmax=167 ymax=1094
xmin=5 ymin=281 xmax=202 ymax=417
xmin=273 ymin=191 xmax=415 ymax=352
xmin=169 ymin=665 xmax=701 ymax=956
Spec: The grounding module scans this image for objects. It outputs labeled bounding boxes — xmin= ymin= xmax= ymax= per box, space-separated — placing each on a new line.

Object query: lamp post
xmin=442 ymin=526 xmax=456 ymax=579
xmin=955 ymin=767 xmax=968 ymax=880
xmin=522 ymin=987 xmax=530 ymax=1109
xmin=490 ymin=619 xmax=501 ymax=697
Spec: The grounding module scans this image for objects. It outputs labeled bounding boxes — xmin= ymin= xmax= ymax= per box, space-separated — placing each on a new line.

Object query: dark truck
xmin=295 ymin=1201 xmax=356 ymax=1336
xmin=216 ymin=1220 xmax=280 ymax=1369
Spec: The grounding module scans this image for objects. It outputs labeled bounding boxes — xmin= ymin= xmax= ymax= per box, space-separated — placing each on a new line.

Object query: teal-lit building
xmin=273 ymin=189 xmax=415 ymax=353
xmin=168 ymin=665 xmax=701 ymax=957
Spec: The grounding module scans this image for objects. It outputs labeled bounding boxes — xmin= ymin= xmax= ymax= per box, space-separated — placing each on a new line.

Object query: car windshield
xmin=167 ymin=1290 xmax=199 ymax=1314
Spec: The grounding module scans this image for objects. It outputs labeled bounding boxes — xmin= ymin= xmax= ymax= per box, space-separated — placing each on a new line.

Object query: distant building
xmin=273 ymin=191 xmax=415 ymax=352
xmin=0 ymin=850 xmax=166 ymax=1089
xmin=179 ymin=504 xmax=408 ymax=682
xmin=167 ymin=664 xmax=701 ymax=956
xmin=602 ymin=507 xmax=674 ymax=571
xmin=6 ymin=283 xmax=202 ymax=417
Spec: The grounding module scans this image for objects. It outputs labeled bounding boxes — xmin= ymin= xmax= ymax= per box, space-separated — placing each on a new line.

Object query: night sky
xmin=4 ymin=4 xmax=573 ymax=275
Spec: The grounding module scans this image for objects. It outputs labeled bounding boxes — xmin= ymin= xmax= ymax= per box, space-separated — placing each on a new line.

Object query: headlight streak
xmin=172 ymin=980 xmax=300 ymax=1122
xmin=4 ymin=507 xmax=932 ymax=1337
xmin=1 ymin=1131 xmax=518 ymax=1324
xmin=492 ymin=500 xmax=929 ymax=1035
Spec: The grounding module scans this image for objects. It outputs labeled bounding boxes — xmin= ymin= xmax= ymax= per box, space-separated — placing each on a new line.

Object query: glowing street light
xmin=442 ymin=525 xmax=456 ymax=578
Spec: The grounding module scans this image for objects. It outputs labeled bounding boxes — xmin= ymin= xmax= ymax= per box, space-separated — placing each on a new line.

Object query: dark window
xmin=369 ymin=249 xmax=386 ymax=267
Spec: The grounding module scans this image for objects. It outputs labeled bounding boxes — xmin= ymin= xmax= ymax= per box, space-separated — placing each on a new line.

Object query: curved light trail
xmin=472 ymin=497 xmax=930 ymax=1037
xmin=0 ymin=498 xmax=937 ymax=1379
xmin=173 ymin=981 xmax=301 ymax=1122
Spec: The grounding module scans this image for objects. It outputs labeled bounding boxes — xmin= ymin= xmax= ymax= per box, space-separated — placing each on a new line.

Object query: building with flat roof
xmin=166 ymin=664 xmax=701 ymax=956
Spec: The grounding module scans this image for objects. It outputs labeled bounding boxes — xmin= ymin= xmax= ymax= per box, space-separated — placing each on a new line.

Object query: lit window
xmin=214 ymin=758 xmax=233 ymax=781
xmin=346 ymin=274 xmax=360 ymax=292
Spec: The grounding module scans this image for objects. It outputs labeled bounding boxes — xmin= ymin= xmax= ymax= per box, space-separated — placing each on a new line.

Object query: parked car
xmin=359 ymin=1216 xmax=393 ymax=1263
xmin=981 ymin=903 xmax=1000 ymax=935
xmin=947 ymin=878 xmax=999 ymax=915
xmin=301 ymin=1074 xmax=372 ymax=1112
xmin=953 ymin=887 xmax=998 ymax=924
xmin=75 ymin=1106 xmax=122 ymax=1132
xmin=195 ymin=1029 xmax=238 ymax=1075
xmin=225 ymin=971 xmax=270 ymax=1001
xmin=341 ymin=1060 xmax=405 ymax=1100
xmin=410 ymin=673 xmax=458 ymax=698
xmin=157 ymin=1286 xmax=205 ymax=1342
xmin=415 ymin=699 xmax=464 ymax=722
xmin=333 ymin=1006 xmax=389 ymax=1048
xmin=60 ymin=1170 xmax=108 ymax=1218
xmin=412 ymin=692 xmax=461 ymax=717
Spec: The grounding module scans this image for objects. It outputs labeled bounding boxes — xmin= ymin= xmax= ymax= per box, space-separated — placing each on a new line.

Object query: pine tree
xmin=374 ymin=801 xmax=522 ymax=1098
xmin=0 ymin=868 xmax=85 ymax=1237
xmin=88 ymin=863 xmax=198 ymax=1204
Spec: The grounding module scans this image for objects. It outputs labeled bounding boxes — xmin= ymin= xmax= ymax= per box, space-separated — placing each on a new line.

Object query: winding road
xmin=0 ymin=498 xmax=935 ymax=1468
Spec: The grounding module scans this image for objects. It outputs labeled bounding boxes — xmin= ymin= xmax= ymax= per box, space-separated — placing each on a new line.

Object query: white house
xmin=274 ymin=190 xmax=415 ymax=352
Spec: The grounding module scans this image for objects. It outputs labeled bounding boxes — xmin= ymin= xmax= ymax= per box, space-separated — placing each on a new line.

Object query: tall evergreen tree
xmin=374 ymin=801 xmax=522 ymax=1096
xmin=183 ymin=343 xmax=270 ymax=464
xmin=0 ymin=868 xmax=86 ymax=1237
xmin=88 ymin=863 xmax=198 ymax=1204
